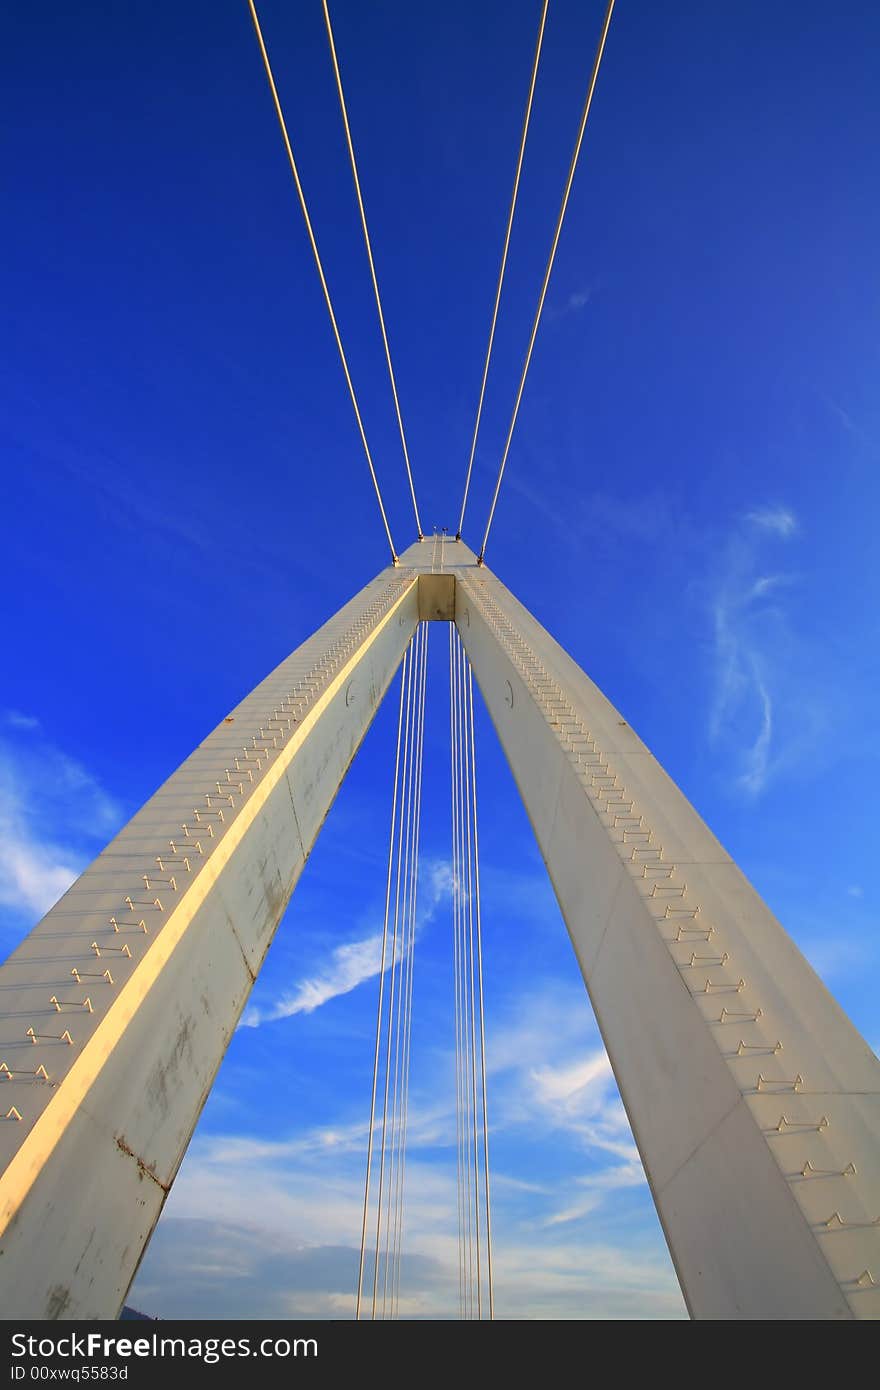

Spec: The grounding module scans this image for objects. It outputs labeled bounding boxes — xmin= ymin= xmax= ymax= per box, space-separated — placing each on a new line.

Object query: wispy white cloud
xmin=705 ymin=503 xmax=823 ymax=796
xmin=133 ymin=1120 xmax=679 ymax=1319
xmin=0 ymin=828 xmax=79 ymax=921
xmin=799 ymin=934 xmax=873 ymax=984
xmin=738 ymin=669 xmax=773 ymax=795
xmin=131 ymin=970 xmax=683 ymax=1319
xmin=526 ymin=1047 xmax=640 ymax=1165
xmin=746 ymin=574 xmax=794 ymax=601
xmin=197 ymin=1099 xmax=455 ymax=1169
xmin=241 ymin=860 xmax=453 ymax=1028
xmin=132 ymin=1204 xmax=686 ymax=1321
xmin=486 ymin=985 xmax=646 ymax=1222
xmin=744 ymin=504 xmax=799 ymax=537
xmin=486 ymin=982 xmax=598 ymax=1077
xmin=547 ymin=286 xmax=596 ymax=322
xmin=544 ymin=1163 xmax=646 ymax=1227
xmin=242 ymin=933 xmax=384 ymax=1026
xmin=530 ymin=1049 xmax=612 ymax=1106
xmin=0 ymin=723 xmax=122 ymax=927
xmin=565 ymin=288 xmax=592 ymax=313
xmin=847 ymin=885 xmax=864 ymax=899
xmin=503 ymin=477 xmax=697 ymax=575
xmin=821 ymin=393 xmax=861 ymax=438
xmin=2 ymin=710 xmax=41 ymax=732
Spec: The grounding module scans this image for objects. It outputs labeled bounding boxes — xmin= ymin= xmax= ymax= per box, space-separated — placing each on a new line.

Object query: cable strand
xmin=392 ymin=623 xmax=429 ymax=1316
xmin=478 ymin=0 xmax=616 ymax=563
xmin=323 ymin=1 xmax=423 ymax=540
xmin=457 ymin=0 xmax=550 ymax=541
xmin=458 ymin=632 xmax=482 ymax=1316
xmin=382 ymin=624 xmax=420 ymax=1317
xmin=455 ymin=633 xmax=475 ymax=1314
xmin=356 ymin=648 xmax=408 ymax=1319
xmin=449 ymin=625 xmax=466 ymax=1318
xmin=247 ymin=0 xmax=398 ymax=563
xmin=370 ymin=636 xmax=416 ymax=1316
xmin=468 ymin=664 xmax=495 ymax=1318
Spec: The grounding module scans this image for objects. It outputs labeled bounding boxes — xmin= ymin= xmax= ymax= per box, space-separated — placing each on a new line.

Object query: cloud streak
xmin=2 ymin=710 xmax=41 ymax=732
xmin=544 ymin=1162 xmax=646 ymax=1227
xmin=738 ymin=667 xmax=773 ymax=795
xmin=706 ymin=503 xmax=816 ymax=796
xmin=0 ymin=721 xmax=122 ymax=929
xmin=526 ymin=1046 xmax=640 ymax=1165
xmin=744 ymin=504 xmax=798 ymax=537
xmin=546 ymin=285 xmax=596 ymax=323
xmin=241 ymin=933 xmax=384 ymax=1027
xmin=132 ymin=972 xmax=683 ymax=1319
xmin=241 ymin=860 xmax=453 ymax=1028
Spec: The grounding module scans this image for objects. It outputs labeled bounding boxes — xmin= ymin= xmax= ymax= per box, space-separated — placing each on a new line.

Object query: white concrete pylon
xmin=449 ymin=545 xmax=879 ymax=1321
xmin=0 ymin=561 xmax=421 ymax=1319
xmin=0 ymin=533 xmax=876 ymax=1319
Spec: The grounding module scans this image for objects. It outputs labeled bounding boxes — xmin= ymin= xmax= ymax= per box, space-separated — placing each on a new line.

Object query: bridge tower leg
xmin=0 ymin=536 xmax=876 ymax=1319
xmin=453 ymin=554 xmax=879 ymax=1320
xmin=0 ymin=561 xmax=419 ymax=1318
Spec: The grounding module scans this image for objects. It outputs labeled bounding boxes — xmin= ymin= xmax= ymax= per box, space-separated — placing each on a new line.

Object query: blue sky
xmin=2 ymin=0 xmax=878 ymax=1318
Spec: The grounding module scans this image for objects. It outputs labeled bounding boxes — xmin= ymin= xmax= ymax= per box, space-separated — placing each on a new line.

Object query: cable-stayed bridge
xmin=1 ymin=0 xmax=877 ymax=1322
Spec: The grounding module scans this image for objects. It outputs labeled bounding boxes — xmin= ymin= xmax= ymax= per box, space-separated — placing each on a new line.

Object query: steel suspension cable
xmin=358 ymin=627 xmax=429 ymax=1320
xmin=448 ymin=630 xmax=494 ymax=1319
xmin=322 ymin=1 xmax=423 ymax=541
xmin=391 ymin=623 xmax=429 ymax=1316
xmin=478 ymin=0 xmax=616 ymax=564
xmin=456 ymin=0 xmax=549 ymax=542
xmin=456 ymin=636 xmax=476 ymax=1314
xmin=448 ymin=625 xmax=466 ymax=1318
xmin=384 ymin=622 xmax=427 ymax=1316
xmin=468 ymin=664 xmax=494 ymax=1319
xmin=382 ymin=624 xmax=420 ymax=1317
xmin=384 ymin=628 xmax=416 ymax=1317
xmin=356 ymin=647 xmax=408 ymax=1319
xmin=457 ymin=633 xmax=482 ymax=1317
xmin=453 ymin=629 xmax=474 ymax=1315
xmin=371 ymin=635 xmax=417 ymax=1316
xmin=247 ymin=0 xmax=398 ymax=564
